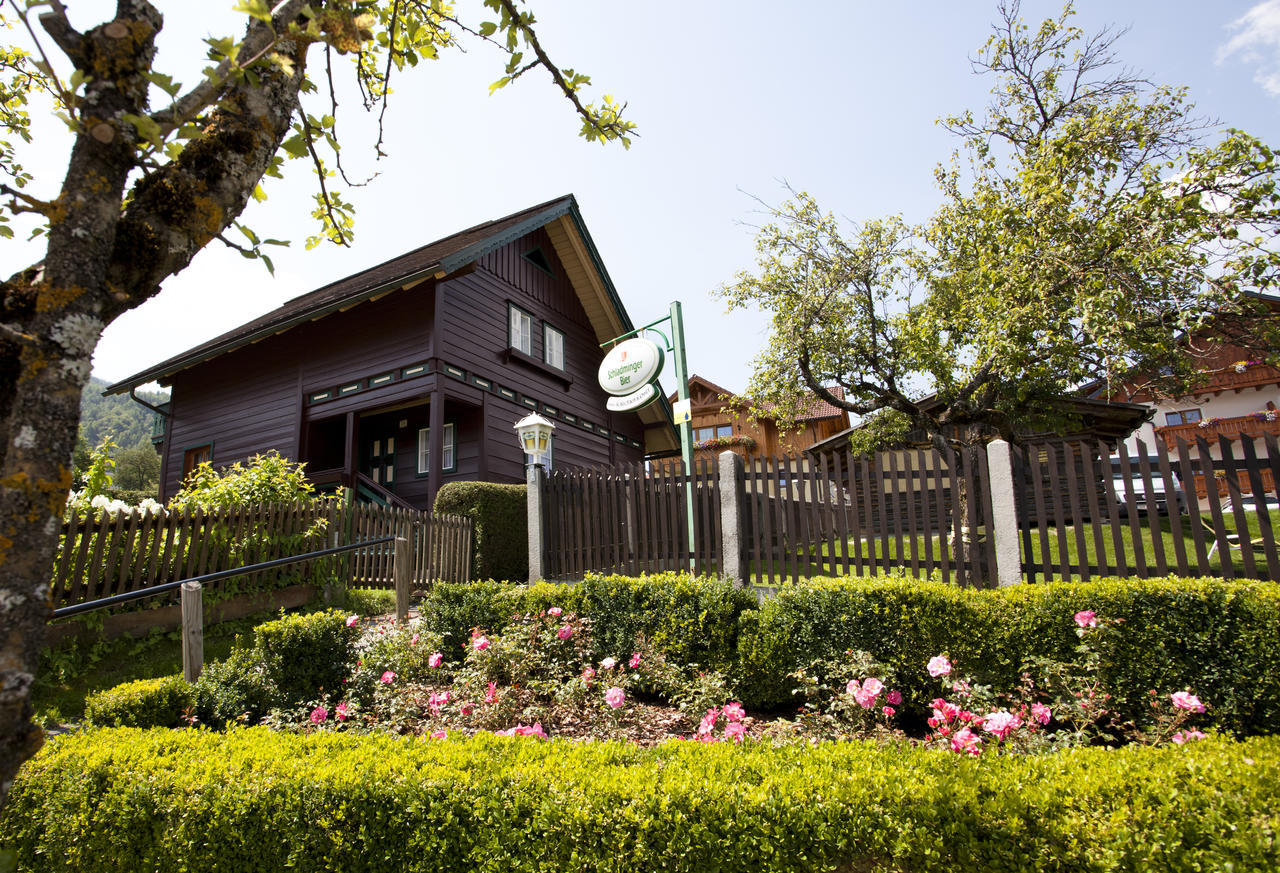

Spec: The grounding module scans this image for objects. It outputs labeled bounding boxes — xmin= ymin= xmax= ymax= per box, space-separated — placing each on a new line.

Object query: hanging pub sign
xmin=605 ymin=382 xmax=659 ymax=412
xmin=597 ymin=337 xmax=664 ymax=396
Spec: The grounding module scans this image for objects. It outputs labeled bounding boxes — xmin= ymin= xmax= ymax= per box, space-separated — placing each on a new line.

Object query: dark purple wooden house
xmin=107 ymin=196 xmax=679 ymax=509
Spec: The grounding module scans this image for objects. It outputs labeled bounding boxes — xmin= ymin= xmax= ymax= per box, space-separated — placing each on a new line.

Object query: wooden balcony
xmin=1156 ymin=414 xmax=1280 ymax=450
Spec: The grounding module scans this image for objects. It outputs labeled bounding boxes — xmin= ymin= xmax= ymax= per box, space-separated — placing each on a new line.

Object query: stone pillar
xmin=985 ymin=439 xmax=1022 ymax=586
xmin=526 ymin=463 xmax=546 ymax=584
xmin=718 ymin=450 xmax=747 ymax=589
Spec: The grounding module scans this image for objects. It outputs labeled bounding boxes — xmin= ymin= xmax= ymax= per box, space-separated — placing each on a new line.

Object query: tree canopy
xmin=0 ymin=0 xmax=634 ymax=810
xmin=721 ymin=1 xmax=1280 ymax=452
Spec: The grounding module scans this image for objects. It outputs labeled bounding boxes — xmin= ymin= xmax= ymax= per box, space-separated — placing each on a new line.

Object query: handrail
xmin=51 ymin=535 xmax=397 ymax=619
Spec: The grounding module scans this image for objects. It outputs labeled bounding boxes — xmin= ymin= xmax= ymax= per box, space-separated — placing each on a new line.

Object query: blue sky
xmin=5 ymin=1 xmax=1280 ymax=402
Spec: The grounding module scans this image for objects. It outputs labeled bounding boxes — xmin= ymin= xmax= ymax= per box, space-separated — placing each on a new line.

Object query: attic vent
xmin=522 ymin=247 xmax=555 ymax=277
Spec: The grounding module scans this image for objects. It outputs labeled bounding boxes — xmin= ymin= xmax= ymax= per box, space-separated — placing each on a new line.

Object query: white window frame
xmin=543 ymin=323 xmax=565 ymax=370
xmin=417 ymin=422 xmax=456 ymax=474
xmin=509 ymin=305 xmax=533 ymax=355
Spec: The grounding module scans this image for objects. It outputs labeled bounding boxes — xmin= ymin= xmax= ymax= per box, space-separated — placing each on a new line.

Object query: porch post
xmin=718 ymin=450 xmax=747 ymax=589
xmin=527 ymin=462 xmax=546 ymax=583
xmin=428 ymin=388 xmax=444 ymax=506
xmin=986 ymin=439 xmax=1022 ymax=586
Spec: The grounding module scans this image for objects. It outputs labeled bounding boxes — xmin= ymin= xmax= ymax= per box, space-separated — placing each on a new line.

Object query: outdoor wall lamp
xmin=514 ymin=413 xmax=555 ymax=466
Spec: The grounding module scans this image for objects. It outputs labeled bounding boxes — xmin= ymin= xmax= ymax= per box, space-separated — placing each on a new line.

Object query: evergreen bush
xmin=252 ymin=609 xmax=355 ymax=706
xmin=83 ymin=675 xmax=191 ymax=728
xmin=4 ymin=728 xmax=1276 ymax=872
xmin=433 ymin=481 xmax=527 ymax=581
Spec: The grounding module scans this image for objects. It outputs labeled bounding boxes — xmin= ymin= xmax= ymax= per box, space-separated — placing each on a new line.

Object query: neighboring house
xmin=107 ymin=196 xmax=679 ymax=510
xmin=1094 ymin=327 xmax=1280 ymax=501
xmin=671 ymin=375 xmax=851 ymax=462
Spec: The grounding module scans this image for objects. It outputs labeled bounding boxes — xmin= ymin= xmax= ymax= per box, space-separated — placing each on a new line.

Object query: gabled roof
xmin=677 ymin=374 xmax=848 ymax=422
xmin=106 ymin=194 xmax=678 ymax=453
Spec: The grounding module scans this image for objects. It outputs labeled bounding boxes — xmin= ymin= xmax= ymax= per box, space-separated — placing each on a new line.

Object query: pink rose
xmin=881 ymin=706 xmax=895 ymax=717
xmin=1171 ymin=691 xmax=1206 ymax=713
xmin=428 ymin=691 xmax=450 ymax=712
xmin=862 ymin=677 xmax=884 ymax=697
xmin=724 ymin=721 xmax=746 ymax=743
xmin=722 ymin=702 xmax=745 ymax=722
xmin=1172 ymin=729 xmax=1207 ymax=745
xmin=486 ymin=681 xmax=498 ymax=703
xmin=983 ymin=710 xmax=1022 ymax=739
xmin=582 ymin=666 xmax=596 ymax=682
xmin=335 ymin=701 xmax=350 ymax=722
xmin=380 ymin=671 xmax=395 ymax=684
xmin=428 ymin=652 xmax=443 ymax=668
xmin=887 ymin=690 xmax=903 ymax=706
xmin=950 ymin=727 xmax=982 ymax=756
xmin=1031 ymin=702 xmax=1052 ymax=725
xmin=516 ymin=722 xmax=547 ymax=738
xmin=605 ymin=687 xmax=626 ymax=709
xmin=845 ymin=679 xmax=861 ymax=696
xmin=698 ymin=708 xmax=719 ymax=736
xmin=410 ymin=633 xmax=420 ymax=646
xmin=629 ymin=652 xmax=642 ymax=669
xmin=600 ymin=657 xmax=617 ymax=670
xmin=548 ymin=607 xmax=562 ymax=616
xmin=1074 ymin=610 xmax=1098 ymax=629
xmin=473 ymin=636 xmax=491 ymax=652
xmin=345 ymin=615 xmax=360 ymax=628
xmin=927 ymin=655 xmax=952 ymax=678
xmin=557 ymin=624 xmax=573 ymax=640
xmin=430 ymin=730 xmax=447 ymax=740
xmin=309 ymin=705 xmax=328 ymax=724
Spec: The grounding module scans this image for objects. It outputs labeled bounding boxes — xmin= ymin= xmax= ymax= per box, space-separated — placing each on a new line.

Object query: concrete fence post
xmin=985 ymin=439 xmax=1022 ymax=586
xmin=526 ymin=463 xmax=546 ymax=583
xmin=180 ymin=581 xmax=203 ymax=683
xmin=718 ymin=450 xmax=747 ymax=589
xmin=394 ymin=527 xmax=412 ymax=623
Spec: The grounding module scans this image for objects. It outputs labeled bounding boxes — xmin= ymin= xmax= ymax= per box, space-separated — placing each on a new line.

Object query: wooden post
xmin=181 ymin=580 xmax=203 ymax=682
xmin=985 ymin=439 xmax=1023 ymax=586
xmin=394 ymin=533 xmax=411 ymax=623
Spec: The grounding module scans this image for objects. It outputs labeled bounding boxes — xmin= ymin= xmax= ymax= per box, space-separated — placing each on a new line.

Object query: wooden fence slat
xmin=1240 ymin=436 xmax=1280 ymax=581
xmin=1197 ymin=436 xmax=1235 ymax=578
xmin=1078 ymin=447 xmax=1109 ymax=577
xmin=944 ymin=447 xmax=967 ymax=588
xmin=904 ymin=450 xmax=921 ymax=578
xmin=886 ymin=450 xmax=905 ymax=575
xmin=834 ymin=452 xmax=852 ymax=578
xmin=1220 ymin=436 xmax=1259 ymax=580
xmin=1061 ymin=444 xmax=1089 ymax=581
xmin=1026 ymin=445 xmax=1050 ymax=583
xmin=932 ymin=447 xmax=951 ymax=585
xmin=1045 ymin=442 xmax=1071 ymax=583
xmin=1116 ymin=444 xmax=1147 ymax=576
xmin=961 ymin=445 xmax=985 ymax=587
xmin=1135 ymin=443 xmax=1169 ymax=576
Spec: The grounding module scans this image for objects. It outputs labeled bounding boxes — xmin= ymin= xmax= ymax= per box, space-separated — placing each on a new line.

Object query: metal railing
xmin=52 ymin=535 xmax=403 ymax=681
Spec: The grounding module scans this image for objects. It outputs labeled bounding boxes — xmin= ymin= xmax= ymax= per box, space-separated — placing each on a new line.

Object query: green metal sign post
xmin=600 ymin=301 xmax=696 ymax=571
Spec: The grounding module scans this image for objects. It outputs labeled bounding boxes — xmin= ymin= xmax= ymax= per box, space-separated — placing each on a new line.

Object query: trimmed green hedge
xmin=4 ymin=728 xmax=1277 ymax=872
xmin=419 ymin=573 xmax=756 ymax=670
xmin=252 ymin=609 xmax=353 ymax=706
xmin=434 ymin=481 xmax=527 ymax=582
xmin=83 ymin=675 xmax=191 ymax=728
xmin=736 ymin=577 xmax=1280 ymax=734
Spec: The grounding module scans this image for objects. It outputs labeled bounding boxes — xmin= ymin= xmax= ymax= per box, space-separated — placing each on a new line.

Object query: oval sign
xmin=598 ymin=337 xmax=664 ymax=396
xmin=606 ymin=383 xmax=659 ymax=413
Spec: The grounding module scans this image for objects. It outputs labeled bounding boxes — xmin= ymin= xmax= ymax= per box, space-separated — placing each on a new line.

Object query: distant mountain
xmin=79 ymin=377 xmax=170 ymax=450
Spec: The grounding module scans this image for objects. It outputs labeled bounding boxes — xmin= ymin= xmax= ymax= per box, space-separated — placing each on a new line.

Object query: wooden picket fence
xmin=50 ymin=500 xmax=473 ymax=609
xmin=543 ymin=447 xmax=997 ymax=587
xmin=542 ymin=435 xmax=1279 ymax=586
xmin=1013 ymin=434 xmax=1280 ymax=582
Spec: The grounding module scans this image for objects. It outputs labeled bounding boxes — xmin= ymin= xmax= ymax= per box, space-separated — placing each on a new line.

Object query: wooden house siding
xmin=158 ymin=225 xmax=645 ymax=506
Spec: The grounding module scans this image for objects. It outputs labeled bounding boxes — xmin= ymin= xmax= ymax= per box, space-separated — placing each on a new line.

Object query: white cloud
xmin=1218 ymin=0 xmax=1280 ymax=96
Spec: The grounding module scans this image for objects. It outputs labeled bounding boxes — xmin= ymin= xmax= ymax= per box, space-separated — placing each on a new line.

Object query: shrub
xmin=737 ymin=576 xmax=1280 ymax=734
xmin=343 ymin=587 xmax=397 ymax=616
xmin=4 ymin=728 xmax=1277 ymax=872
xmin=193 ymin=648 xmax=275 ymax=728
xmin=417 ymin=574 xmax=754 ymax=673
xmin=83 ymin=675 xmax=192 ymax=728
xmin=433 ymin=481 xmax=526 ymax=581
xmin=253 ymin=609 xmax=355 ymax=706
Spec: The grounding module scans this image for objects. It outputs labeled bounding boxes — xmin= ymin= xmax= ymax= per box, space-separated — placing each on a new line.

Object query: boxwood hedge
xmin=433 ymin=481 xmax=527 ymax=582
xmin=3 ymin=728 xmax=1276 ymax=872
